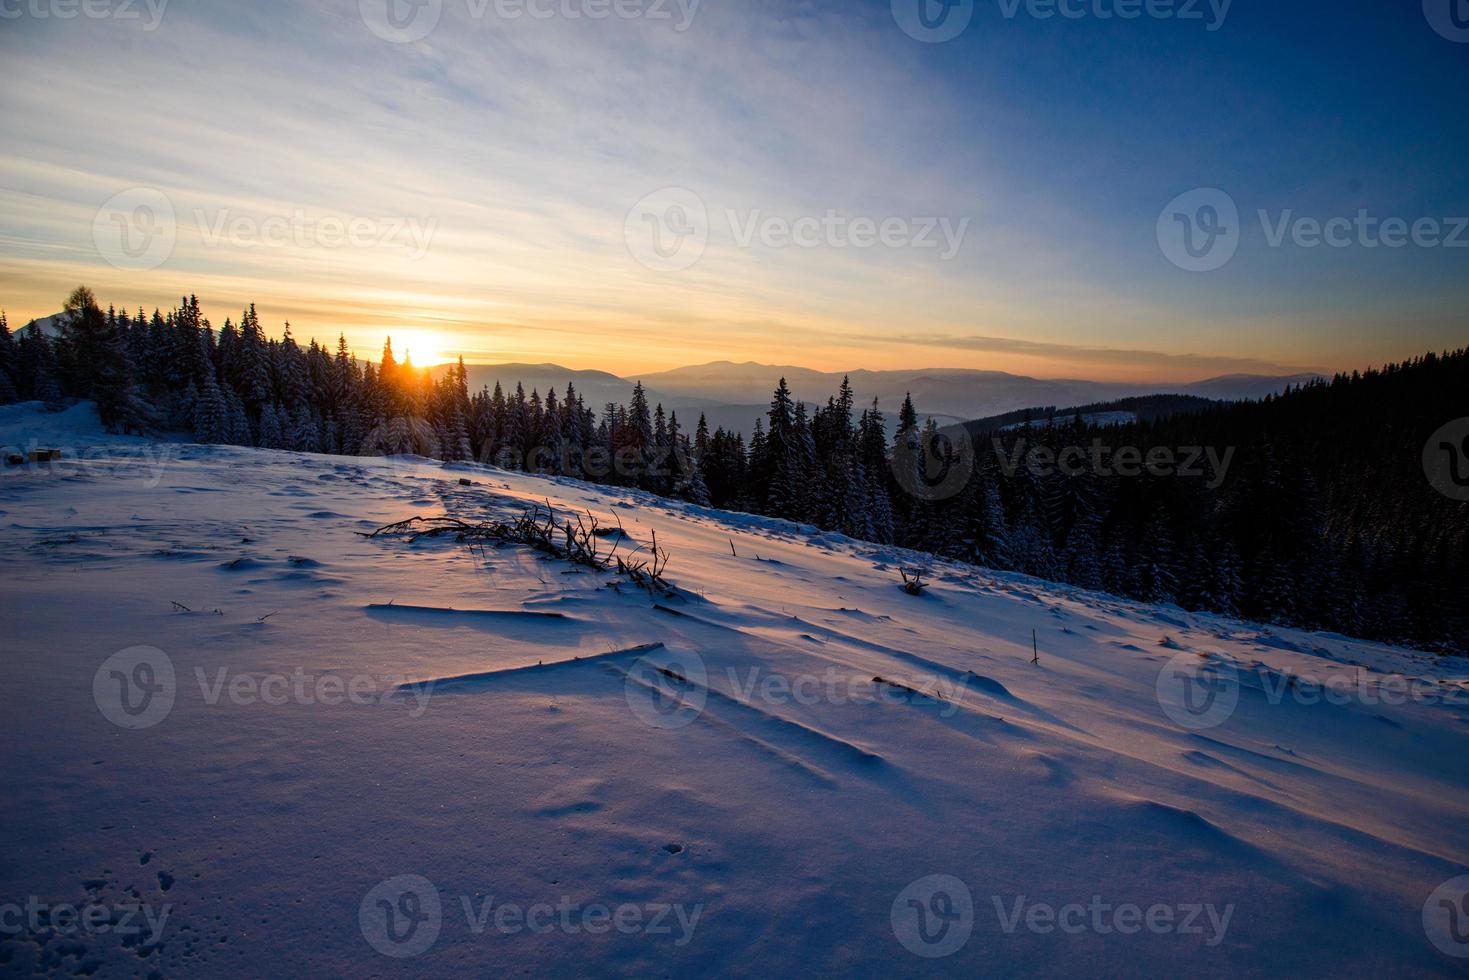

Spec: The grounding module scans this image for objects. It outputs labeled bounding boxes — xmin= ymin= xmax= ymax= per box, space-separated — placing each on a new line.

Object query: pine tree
xmin=624 ymin=382 xmax=653 ymax=485
xmin=58 ymin=286 xmax=154 ymax=431
xmin=1140 ymin=516 xmax=1179 ymax=605
xmin=289 ymin=408 xmax=321 ymax=453
xmin=890 ymin=394 xmax=930 ymax=541
xmin=762 ymin=379 xmax=806 ymax=518
xmin=0 ymin=310 xmax=17 ymax=402
xmin=193 ymin=372 xmax=230 ymax=445
xmin=236 ymin=305 xmax=272 ymax=411
xmin=0 ymin=311 xmax=18 ymax=404
xmin=650 ymin=403 xmax=671 ymax=494
xmin=857 ymin=404 xmax=895 ymax=543
xmin=225 ymin=387 xmax=252 ymax=445
xmin=275 ymin=323 xmax=312 ymax=409
xmin=695 ymin=413 xmax=710 ymax=460
xmin=258 ymin=402 xmax=286 ymax=449
xmin=963 ymin=458 xmax=1011 ymax=570
xmin=672 ymin=429 xmax=711 ymax=506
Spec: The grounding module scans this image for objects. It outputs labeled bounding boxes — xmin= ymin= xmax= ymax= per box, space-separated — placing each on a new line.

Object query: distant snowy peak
xmin=17 ymin=313 xmax=64 ymax=338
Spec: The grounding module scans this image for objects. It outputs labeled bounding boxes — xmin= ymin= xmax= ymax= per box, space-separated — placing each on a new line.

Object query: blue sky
xmin=0 ymin=0 xmax=1464 ymax=378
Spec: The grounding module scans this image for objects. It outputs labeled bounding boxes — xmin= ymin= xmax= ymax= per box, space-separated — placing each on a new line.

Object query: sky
xmin=0 ymin=0 xmax=1465 ymax=381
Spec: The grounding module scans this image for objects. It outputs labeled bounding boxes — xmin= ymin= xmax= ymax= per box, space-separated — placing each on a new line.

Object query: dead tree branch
xmin=365 ymin=507 xmax=674 ymax=596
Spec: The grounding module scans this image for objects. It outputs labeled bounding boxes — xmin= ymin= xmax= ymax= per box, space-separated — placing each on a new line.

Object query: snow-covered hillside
xmin=3 ymin=403 xmax=1468 ymax=977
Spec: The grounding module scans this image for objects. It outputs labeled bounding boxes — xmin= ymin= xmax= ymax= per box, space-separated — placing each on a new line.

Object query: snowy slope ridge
xmin=3 ymin=402 xmax=1469 ymax=977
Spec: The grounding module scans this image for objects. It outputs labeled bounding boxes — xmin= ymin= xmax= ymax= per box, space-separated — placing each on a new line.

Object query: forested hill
xmin=949 ymin=350 xmax=1468 ymax=653
xmin=965 ymin=394 xmax=1222 ymax=433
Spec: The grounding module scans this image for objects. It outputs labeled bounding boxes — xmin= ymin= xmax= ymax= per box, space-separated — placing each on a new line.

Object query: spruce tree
xmin=0 ymin=311 xmax=17 ymax=404
xmin=193 ymin=372 xmax=230 ymax=445
xmin=258 ymin=402 xmax=286 ymax=449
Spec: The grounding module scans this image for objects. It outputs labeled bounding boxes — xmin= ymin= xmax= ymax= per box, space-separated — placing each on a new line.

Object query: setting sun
xmin=392 ymin=331 xmax=455 ymax=368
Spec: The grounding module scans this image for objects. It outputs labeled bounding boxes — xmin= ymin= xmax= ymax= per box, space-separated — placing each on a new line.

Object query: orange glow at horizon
xmin=0 ymin=264 xmax=1398 ymax=386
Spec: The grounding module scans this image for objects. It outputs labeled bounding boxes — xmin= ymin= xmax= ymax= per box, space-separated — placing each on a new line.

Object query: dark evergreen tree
xmin=0 ymin=311 xmax=17 ymax=404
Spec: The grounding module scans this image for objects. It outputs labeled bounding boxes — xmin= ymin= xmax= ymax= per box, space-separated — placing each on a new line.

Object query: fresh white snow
xmin=3 ymin=402 xmax=1468 ymax=976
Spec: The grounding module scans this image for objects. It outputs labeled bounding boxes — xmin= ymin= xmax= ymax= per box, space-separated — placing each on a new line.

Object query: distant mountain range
xmin=443 ymin=363 xmax=771 ymax=438
xmin=444 ymin=360 xmax=1320 ymax=436
xmin=17 ymin=313 xmax=1316 ymax=436
xmin=640 ymin=362 xmax=1320 ymax=418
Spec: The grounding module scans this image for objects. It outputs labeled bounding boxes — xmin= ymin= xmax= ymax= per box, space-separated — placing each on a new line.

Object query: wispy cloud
xmin=0 ymin=0 xmax=1463 ymax=379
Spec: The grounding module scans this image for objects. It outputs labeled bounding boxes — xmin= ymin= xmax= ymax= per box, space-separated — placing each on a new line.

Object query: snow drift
xmin=2 ymin=402 xmax=1467 ymax=977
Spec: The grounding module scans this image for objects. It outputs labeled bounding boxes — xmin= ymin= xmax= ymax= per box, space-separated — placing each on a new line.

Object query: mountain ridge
xmin=436 ymin=359 xmax=1319 ymax=434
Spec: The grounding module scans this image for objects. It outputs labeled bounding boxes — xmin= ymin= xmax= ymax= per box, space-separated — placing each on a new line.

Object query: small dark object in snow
xmin=899 ymin=569 xmax=927 ymax=596
xmin=459 ymin=478 xmax=473 ymax=486
xmin=664 ymin=843 xmax=684 ymax=854
xmin=4 ymin=453 xmax=23 ymax=466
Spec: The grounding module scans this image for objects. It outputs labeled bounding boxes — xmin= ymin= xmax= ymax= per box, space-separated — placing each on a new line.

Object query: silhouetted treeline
xmin=2 ymin=288 xmax=1463 ymax=652
xmin=1034 ymin=353 xmax=1469 ymax=652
